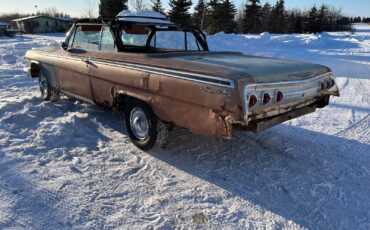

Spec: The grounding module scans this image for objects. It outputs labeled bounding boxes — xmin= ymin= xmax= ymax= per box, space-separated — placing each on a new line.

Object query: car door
xmin=87 ymin=25 xmax=153 ymax=107
xmin=53 ymin=24 xmax=103 ymax=102
xmin=87 ymin=26 xmax=117 ymax=106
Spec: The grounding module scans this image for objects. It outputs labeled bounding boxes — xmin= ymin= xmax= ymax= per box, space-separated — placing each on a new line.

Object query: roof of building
xmin=12 ymin=15 xmax=71 ymax=22
xmin=117 ymin=10 xmax=174 ymax=25
xmin=56 ymin=17 xmax=75 ymax=22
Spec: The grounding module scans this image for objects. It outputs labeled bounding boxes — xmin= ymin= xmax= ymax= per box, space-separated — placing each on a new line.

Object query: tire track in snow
xmin=0 ymin=159 xmax=74 ymax=229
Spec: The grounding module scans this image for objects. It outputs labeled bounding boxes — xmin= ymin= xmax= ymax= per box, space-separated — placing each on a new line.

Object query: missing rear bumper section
xmin=235 ymin=103 xmax=317 ymax=133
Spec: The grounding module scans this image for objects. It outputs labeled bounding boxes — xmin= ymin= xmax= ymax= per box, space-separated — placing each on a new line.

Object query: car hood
xmin=170 ymin=52 xmax=331 ymax=83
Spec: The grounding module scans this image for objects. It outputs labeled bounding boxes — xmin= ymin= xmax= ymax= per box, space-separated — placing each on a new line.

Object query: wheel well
xmin=115 ymin=93 xmax=173 ymax=130
xmin=30 ymin=62 xmax=41 ymax=78
xmin=114 ymin=94 xmax=143 ymax=111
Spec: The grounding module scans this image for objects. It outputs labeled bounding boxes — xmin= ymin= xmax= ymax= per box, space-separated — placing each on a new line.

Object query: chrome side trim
xmin=33 ymin=51 xmax=235 ymax=89
xmin=60 ymin=89 xmax=95 ymax=104
xmin=91 ymin=58 xmax=235 ymax=88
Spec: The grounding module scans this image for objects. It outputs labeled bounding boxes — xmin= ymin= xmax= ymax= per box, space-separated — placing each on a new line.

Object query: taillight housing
xmin=320 ymin=82 xmax=325 ymax=91
xmin=249 ymin=95 xmax=257 ymax=108
xmin=262 ymin=93 xmax=271 ymax=105
xmin=330 ymin=79 xmax=335 ymax=88
xmin=276 ymin=91 xmax=284 ymax=103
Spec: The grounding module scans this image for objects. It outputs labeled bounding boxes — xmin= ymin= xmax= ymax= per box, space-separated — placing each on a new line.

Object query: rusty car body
xmin=25 ymin=10 xmax=340 ymax=150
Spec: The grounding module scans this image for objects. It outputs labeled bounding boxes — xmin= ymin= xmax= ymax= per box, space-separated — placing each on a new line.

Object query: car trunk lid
xmin=172 ymin=52 xmax=331 ymax=83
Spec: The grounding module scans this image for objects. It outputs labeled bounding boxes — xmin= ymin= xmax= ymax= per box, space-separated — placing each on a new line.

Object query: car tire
xmin=124 ymin=99 xmax=169 ymax=151
xmin=317 ymin=95 xmax=330 ymax=108
xmin=38 ymin=70 xmax=58 ymax=102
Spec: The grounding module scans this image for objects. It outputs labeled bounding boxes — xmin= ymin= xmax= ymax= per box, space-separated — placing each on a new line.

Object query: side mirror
xmin=61 ymin=42 xmax=68 ymax=50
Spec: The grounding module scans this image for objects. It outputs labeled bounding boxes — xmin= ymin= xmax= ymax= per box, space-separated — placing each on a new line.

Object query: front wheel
xmin=124 ymin=100 xmax=169 ymax=151
xmin=38 ymin=71 xmax=58 ymax=101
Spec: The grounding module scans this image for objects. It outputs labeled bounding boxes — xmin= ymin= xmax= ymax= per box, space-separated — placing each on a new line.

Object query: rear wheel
xmin=124 ymin=99 xmax=169 ymax=151
xmin=317 ymin=95 xmax=330 ymax=108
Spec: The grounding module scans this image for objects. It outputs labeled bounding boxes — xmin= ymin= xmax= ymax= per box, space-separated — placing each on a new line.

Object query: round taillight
xmin=330 ymin=79 xmax=335 ymax=87
xmin=276 ymin=91 xmax=284 ymax=103
xmin=263 ymin=93 xmax=271 ymax=105
xmin=321 ymin=82 xmax=325 ymax=91
xmin=249 ymin=95 xmax=257 ymax=108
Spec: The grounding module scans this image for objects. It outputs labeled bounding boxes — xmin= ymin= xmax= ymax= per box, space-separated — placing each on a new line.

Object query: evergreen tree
xmin=353 ymin=16 xmax=362 ymax=23
xmin=287 ymin=11 xmax=296 ymax=32
xmin=305 ymin=5 xmax=318 ymax=33
xmin=151 ymin=0 xmax=165 ymax=14
xmin=193 ymin=0 xmax=208 ymax=30
xmin=168 ymin=0 xmax=193 ymax=26
xmin=233 ymin=1 xmax=351 ymax=34
xmin=269 ymin=0 xmax=287 ymax=33
xmin=235 ymin=4 xmax=245 ymax=33
xmin=219 ymin=0 xmax=237 ymax=33
xmin=242 ymin=0 xmax=262 ymax=34
xmin=99 ymin=0 xmax=128 ymax=18
xmin=293 ymin=12 xmax=303 ymax=33
xmin=260 ymin=3 xmax=271 ymax=32
xmin=206 ymin=0 xmax=223 ymax=34
xmin=317 ymin=4 xmax=329 ymax=32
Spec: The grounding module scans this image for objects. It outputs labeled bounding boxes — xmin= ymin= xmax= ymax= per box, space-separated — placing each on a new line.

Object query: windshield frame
xmin=65 ymin=19 xmax=209 ymax=53
xmin=115 ymin=21 xmax=209 ymax=52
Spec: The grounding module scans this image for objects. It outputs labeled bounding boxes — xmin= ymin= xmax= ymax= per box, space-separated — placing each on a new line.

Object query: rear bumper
xmin=243 ymin=103 xmax=317 ymax=132
xmin=233 ymin=94 xmax=331 ymax=133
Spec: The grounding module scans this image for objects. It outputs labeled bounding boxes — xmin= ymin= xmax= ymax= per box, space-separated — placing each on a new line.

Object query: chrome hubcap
xmin=129 ymin=108 xmax=149 ymax=140
xmin=39 ymin=75 xmax=48 ymax=95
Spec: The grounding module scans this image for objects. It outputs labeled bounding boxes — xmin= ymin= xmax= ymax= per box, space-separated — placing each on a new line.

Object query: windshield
xmin=151 ymin=31 xmax=203 ymax=51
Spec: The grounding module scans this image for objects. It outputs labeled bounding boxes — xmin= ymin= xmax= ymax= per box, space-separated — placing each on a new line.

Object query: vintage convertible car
xmin=25 ymin=10 xmax=340 ymax=150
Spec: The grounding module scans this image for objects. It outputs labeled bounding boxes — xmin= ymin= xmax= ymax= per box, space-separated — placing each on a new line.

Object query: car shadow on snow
xmin=149 ymin=125 xmax=370 ymax=229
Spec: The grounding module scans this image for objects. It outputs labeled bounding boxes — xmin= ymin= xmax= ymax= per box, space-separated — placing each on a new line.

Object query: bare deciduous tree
xmin=82 ymin=0 xmax=98 ymax=18
xmin=130 ymin=0 xmax=148 ymax=11
xmin=44 ymin=7 xmax=58 ymax=17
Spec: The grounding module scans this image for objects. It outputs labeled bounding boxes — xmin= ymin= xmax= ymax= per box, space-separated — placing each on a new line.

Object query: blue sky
xmin=0 ymin=0 xmax=369 ymax=17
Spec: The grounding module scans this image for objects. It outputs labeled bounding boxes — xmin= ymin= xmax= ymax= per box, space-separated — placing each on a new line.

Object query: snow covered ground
xmin=0 ymin=24 xmax=369 ymax=229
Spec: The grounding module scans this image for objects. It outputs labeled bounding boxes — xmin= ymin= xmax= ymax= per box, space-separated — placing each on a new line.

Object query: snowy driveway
xmin=0 ymin=25 xmax=369 ymax=229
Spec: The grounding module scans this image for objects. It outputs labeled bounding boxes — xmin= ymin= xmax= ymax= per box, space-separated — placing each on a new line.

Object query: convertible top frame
xmin=68 ymin=17 xmax=209 ymax=52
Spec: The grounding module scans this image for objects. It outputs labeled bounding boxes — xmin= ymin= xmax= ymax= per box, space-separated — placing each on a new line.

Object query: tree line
xmin=192 ymin=0 xmax=355 ymax=33
xmin=98 ymin=0 xmax=362 ymax=34
xmin=1 ymin=0 xmax=366 ymax=34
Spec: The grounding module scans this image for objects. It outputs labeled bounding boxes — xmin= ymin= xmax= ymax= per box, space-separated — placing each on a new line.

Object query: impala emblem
xmin=200 ymin=87 xmax=232 ymax=97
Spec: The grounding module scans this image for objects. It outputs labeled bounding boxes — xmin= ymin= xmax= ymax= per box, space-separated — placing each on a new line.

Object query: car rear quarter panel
xmin=88 ymin=62 xmax=244 ymax=138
